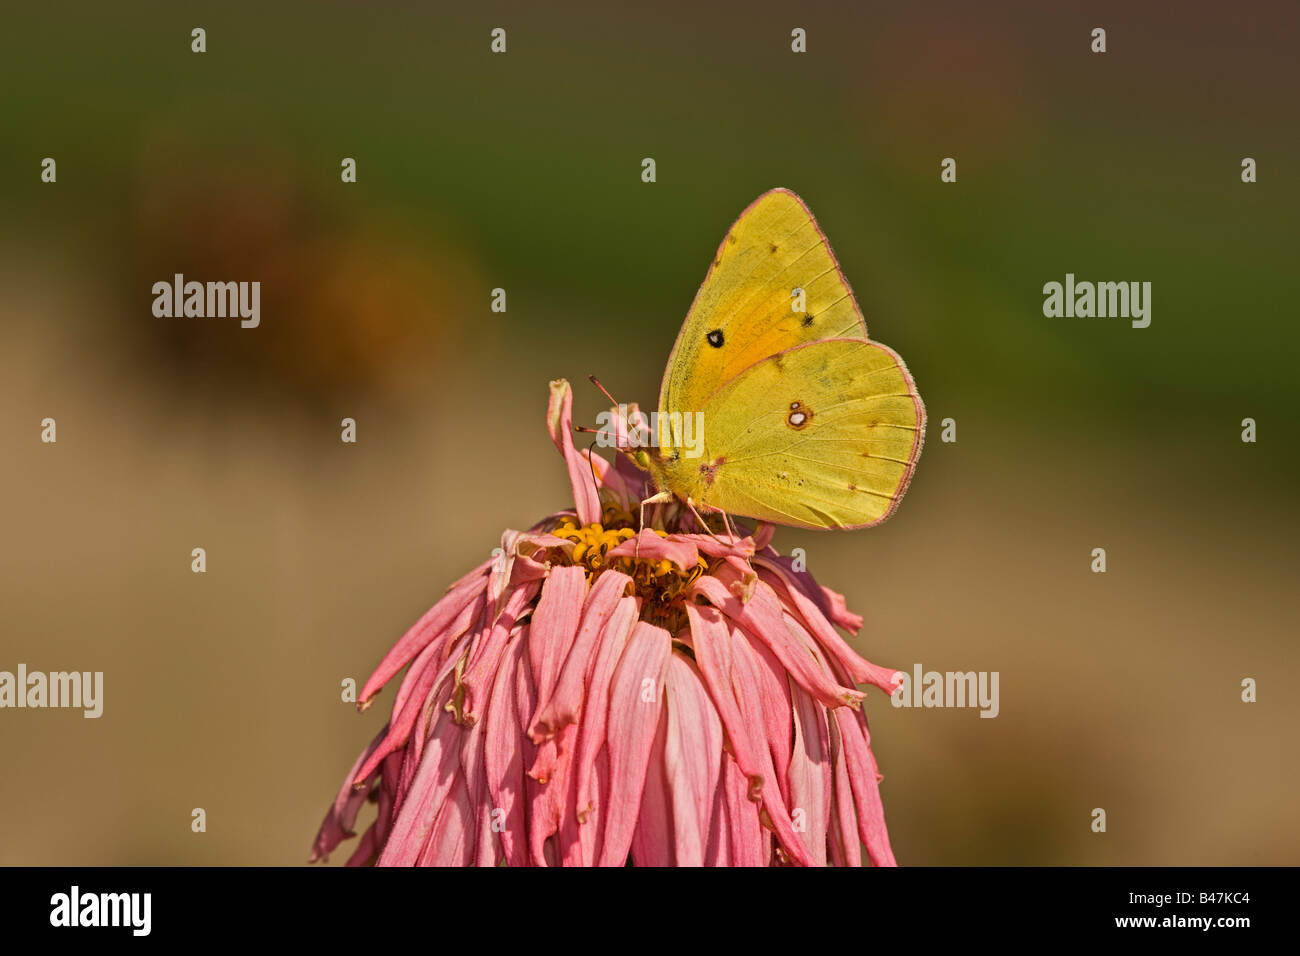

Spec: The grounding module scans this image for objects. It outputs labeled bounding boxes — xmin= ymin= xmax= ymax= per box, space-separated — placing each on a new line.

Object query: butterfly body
xmin=645 ymin=188 xmax=925 ymax=531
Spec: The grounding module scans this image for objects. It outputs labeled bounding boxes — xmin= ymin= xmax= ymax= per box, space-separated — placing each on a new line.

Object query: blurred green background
xmin=1 ymin=0 xmax=1296 ymax=865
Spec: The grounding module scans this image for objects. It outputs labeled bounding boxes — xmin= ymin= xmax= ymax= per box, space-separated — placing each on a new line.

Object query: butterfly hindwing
xmin=694 ymin=338 xmax=924 ymax=530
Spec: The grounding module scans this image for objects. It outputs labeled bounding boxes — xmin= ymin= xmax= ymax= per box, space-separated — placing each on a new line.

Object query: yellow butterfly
xmin=635 ymin=188 xmax=925 ymax=531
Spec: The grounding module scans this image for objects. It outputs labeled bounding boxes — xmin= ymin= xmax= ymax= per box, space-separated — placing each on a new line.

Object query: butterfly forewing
xmin=658 ymin=188 xmax=869 ymax=416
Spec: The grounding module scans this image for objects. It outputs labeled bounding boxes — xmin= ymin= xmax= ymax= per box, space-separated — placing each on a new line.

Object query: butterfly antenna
xmin=588 ymin=375 xmax=621 ymax=408
xmin=584 ymin=440 xmax=603 ymax=517
xmin=577 ymin=382 xmax=643 ymax=465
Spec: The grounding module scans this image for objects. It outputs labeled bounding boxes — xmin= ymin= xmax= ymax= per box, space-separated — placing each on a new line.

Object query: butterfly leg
xmin=636 ymin=491 xmax=674 ymax=558
xmin=683 ymin=497 xmax=728 ymax=547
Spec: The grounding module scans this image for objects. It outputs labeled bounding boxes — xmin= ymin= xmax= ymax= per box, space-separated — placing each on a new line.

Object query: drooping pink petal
xmin=513 ymin=637 xmax=554 ymax=866
xmin=819 ymin=582 xmax=863 ymax=633
xmin=826 ymin=712 xmax=862 ymax=867
xmin=659 ymin=653 xmax=724 ymax=866
xmin=395 ymin=737 xmax=421 ymax=812
xmin=722 ymin=554 xmax=758 ymax=602
xmin=575 ymin=748 xmax=611 ymax=866
xmin=461 ymin=584 xmax=540 ymax=720
xmin=530 ymin=568 xmax=631 ymax=742
xmin=359 ymin=562 xmax=489 ymax=707
xmin=756 ymin=550 xmax=864 ymax=633
xmin=596 ymin=621 xmax=671 ymax=866
xmin=509 ymin=528 xmax=567 ymax=579
xmin=555 ymin=749 xmax=585 ymax=865
xmin=569 ymin=596 xmax=639 ymax=863
xmin=685 ymin=604 xmax=767 ymax=796
xmin=417 ymin=773 xmax=475 ymax=866
xmin=528 ymin=720 xmax=578 ymax=864
xmin=605 ymin=530 xmax=698 ymax=571
xmin=738 ymin=633 xmax=794 ymax=807
xmin=375 ymin=750 xmax=401 ymax=850
xmin=788 ymin=681 xmax=831 ymax=866
xmin=358 ymin=589 xmax=489 ymax=783
xmin=310 ymin=727 xmax=386 ymax=862
xmin=527 ymin=566 xmax=589 ymax=726
xmin=344 ymin=819 xmax=380 ymax=867
xmin=459 ymin=700 xmax=498 ymax=867
xmin=726 ymin=625 xmax=815 ymax=866
xmin=686 ymin=603 xmax=812 ymax=866
xmin=691 ymin=573 xmax=864 ymax=709
xmin=680 ymin=532 xmax=755 ymax=561
xmin=403 ymin=640 xmax=464 ymax=793
xmin=486 ymin=530 xmax=551 ymax=614
xmin=527 ymin=561 xmax=624 ymax=868
xmin=377 ymin=706 xmax=463 ymax=866
xmin=353 ymin=625 xmax=466 ymax=784
xmin=629 ymin=713 xmax=673 ymax=867
xmin=547 ymin=378 xmax=601 ymax=526
xmin=720 ymin=753 xmax=766 ymax=866
xmin=833 ymin=706 xmax=897 ymax=867
xmin=757 ymin=560 xmax=900 ymax=694
xmin=702 ymin=768 xmax=729 ymax=866
xmin=525 ymin=566 xmax=589 ymax=786
xmin=483 ymin=629 xmax=531 ymax=867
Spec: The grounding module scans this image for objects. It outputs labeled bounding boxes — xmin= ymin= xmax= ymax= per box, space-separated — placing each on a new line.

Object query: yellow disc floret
xmin=550 ymin=505 xmax=708 ymax=633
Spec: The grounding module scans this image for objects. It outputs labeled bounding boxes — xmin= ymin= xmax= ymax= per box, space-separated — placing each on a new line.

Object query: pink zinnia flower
xmin=311 ymin=379 xmax=903 ymax=866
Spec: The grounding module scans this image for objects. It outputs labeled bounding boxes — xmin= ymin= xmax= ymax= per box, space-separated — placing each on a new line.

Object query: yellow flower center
xmin=550 ymin=505 xmax=708 ymax=634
